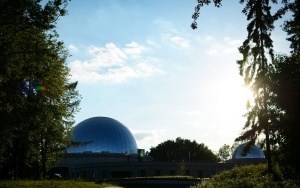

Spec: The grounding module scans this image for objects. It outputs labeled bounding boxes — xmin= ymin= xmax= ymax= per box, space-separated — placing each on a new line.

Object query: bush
xmin=193 ymin=164 xmax=299 ymax=188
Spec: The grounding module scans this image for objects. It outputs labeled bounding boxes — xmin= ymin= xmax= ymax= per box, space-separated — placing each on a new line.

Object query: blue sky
xmin=56 ymin=0 xmax=290 ymax=152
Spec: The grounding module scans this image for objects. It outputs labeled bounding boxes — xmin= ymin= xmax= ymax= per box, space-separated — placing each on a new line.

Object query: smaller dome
xmin=232 ymin=143 xmax=265 ymax=159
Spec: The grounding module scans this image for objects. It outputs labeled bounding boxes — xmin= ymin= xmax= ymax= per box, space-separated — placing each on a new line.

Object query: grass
xmin=0 ymin=180 xmax=116 ymax=188
xmin=0 ymin=176 xmax=197 ymax=188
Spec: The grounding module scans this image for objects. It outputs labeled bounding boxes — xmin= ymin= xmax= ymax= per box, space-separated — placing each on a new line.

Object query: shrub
xmin=193 ymin=164 xmax=299 ymax=188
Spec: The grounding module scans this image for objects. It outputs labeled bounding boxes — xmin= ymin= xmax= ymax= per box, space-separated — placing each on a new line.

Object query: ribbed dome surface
xmin=232 ymin=143 xmax=265 ymax=159
xmin=67 ymin=117 xmax=138 ymax=154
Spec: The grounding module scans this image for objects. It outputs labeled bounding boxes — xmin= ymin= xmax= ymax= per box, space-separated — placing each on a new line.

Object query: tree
xmin=217 ymin=144 xmax=231 ymax=162
xmin=191 ymin=0 xmax=300 ymax=179
xmin=191 ymin=0 xmax=296 ymax=175
xmin=0 ymin=0 xmax=81 ymax=179
xmin=148 ymin=137 xmax=218 ymax=162
xmin=234 ymin=0 xmax=276 ymax=175
xmin=282 ymin=0 xmax=300 ymax=54
xmin=270 ymin=54 xmax=300 ymax=178
xmin=276 ymin=1 xmax=300 ymax=178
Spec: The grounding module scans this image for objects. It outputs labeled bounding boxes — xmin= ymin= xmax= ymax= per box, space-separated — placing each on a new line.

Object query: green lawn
xmin=0 ymin=180 xmax=117 ymax=188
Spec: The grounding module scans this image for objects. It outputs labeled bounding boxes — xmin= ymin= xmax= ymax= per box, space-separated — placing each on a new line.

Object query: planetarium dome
xmin=232 ymin=143 xmax=265 ymax=159
xmin=67 ymin=117 xmax=138 ymax=154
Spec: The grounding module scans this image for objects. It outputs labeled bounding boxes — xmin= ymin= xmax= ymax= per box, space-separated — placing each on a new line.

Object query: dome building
xmin=232 ymin=143 xmax=265 ymax=159
xmin=68 ymin=117 xmax=138 ymax=154
xmin=53 ymin=117 xmax=266 ymax=179
xmin=229 ymin=143 xmax=266 ymax=164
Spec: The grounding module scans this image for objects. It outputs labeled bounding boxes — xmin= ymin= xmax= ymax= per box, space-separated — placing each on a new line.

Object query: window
xmin=140 ymin=170 xmax=146 ymax=177
xmin=169 ymin=170 xmax=175 ymax=176
xmin=185 ymin=170 xmax=190 ymax=176
xmin=102 ymin=170 xmax=108 ymax=178
xmin=155 ymin=170 xmax=161 ymax=176
xmin=198 ymin=170 xmax=203 ymax=178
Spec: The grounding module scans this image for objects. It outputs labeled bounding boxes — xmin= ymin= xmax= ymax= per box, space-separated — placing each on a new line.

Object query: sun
xmin=215 ymin=77 xmax=253 ymax=119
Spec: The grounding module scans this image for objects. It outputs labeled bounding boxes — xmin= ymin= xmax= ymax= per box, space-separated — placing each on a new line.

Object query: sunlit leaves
xmin=0 ymin=0 xmax=80 ymax=179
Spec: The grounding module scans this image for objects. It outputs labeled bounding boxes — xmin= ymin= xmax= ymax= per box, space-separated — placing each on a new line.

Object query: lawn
xmin=0 ymin=180 xmax=117 ymax=188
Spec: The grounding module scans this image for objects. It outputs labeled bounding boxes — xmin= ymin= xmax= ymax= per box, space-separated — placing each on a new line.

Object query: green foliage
xmin=191 ymin=0 xmax=300 ymax=180
xmin=269 ymin=54 xmax=300 ymax=178
xmin=0 ymin=0 xmax=81 ymax=179
xmin=193 ymin=164 xmax=299 ymax=188
xmin=217 ymin=144 xmax=231 ymax=162
xmin=235 ymin=0 xmax=277 ymax=175
xmin=149 ymin=137 xmax=218 ymax=162
xmin=0 ymin=180 xmax=114 ymax=188
xmin=282 ymin=0 xmax=300 ymax=54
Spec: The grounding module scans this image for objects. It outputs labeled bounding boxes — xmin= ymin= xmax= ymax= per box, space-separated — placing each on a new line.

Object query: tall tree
xmin=191 ymin=0 xmax=290 ymax=174
xmin=270 ymin=54 xmax=300 ymax=178
xmin=282 ymin=0 xmax=300 ymax=54
xmin=0 ymin=0 xmax=81 ymax=179
xmin=235 ymin=0 xmax=276 ymax=175
xmin=191 ymin=0 xmax=300 ymax=178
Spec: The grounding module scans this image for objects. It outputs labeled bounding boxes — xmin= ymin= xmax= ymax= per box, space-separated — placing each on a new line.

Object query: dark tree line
xmin=0 ymin=0 xmax=81 ymax=179
xmin=148 ymin=137 xmax=218 ymax=162
xmin=192 ymin=0 xmax=300 ymax=180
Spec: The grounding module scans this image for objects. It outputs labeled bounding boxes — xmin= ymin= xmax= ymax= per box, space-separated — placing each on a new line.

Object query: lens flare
xmin=35 ymin=85 xmax=46 ymax=92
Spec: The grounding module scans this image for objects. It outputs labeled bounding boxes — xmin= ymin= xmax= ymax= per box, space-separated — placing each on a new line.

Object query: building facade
xmin=54 ymin=117 xmax=265 ymax=179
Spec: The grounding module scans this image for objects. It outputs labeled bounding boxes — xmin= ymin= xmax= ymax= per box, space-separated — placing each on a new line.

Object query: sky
xmin=56 ymin=0 xmax=291 ymax=152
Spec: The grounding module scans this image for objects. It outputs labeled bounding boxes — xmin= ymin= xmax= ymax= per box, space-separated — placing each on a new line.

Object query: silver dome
xmin=232 ymin=143 xmax=265 ymax=159
xmin=68 ymin=117 xmax=138 ymax=154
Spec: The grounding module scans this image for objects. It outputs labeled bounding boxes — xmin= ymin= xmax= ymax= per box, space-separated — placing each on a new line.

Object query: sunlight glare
xmin=216 ymin=78 xmax=253 ymax=118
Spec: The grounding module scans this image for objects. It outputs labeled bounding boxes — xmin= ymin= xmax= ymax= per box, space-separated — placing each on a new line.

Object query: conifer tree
xmin=235 ymin=0 xmax=275 ymax=175
xmin=191 ymin=0 xmax=285 ymax=174
xmin=282 ymin=0 xmax=300 ymax=54
xmin=192 ymin=0 xmax=300 ymax=178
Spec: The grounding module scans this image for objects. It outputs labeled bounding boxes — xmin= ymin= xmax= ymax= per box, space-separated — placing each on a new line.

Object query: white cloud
xmin=223 ymin=37 xmax=243 ymax=53
xmin=147 ymin=39 xmax=158 ymax=47
xmin=68 ymin=42 xmax=162 ymax=83
xmin=205 ymin=49 xmax=218 ymax=55
xmin=169 ymin=36 xmax=190 ymax=48
xmin=153 ymin=19 xmax=178 ymax=34
xmin=87 ymin=43 xmax=127 ymax=68
xmin=203 ymin=37 xmax=242 ymax=56
xmin=162 ymin=34 xmax=190 ymax=48
xmin=204 ymin=36 xmax=215 ymax=42
xmin=133 ymin=130 xmax=165 ymax=150
xmin=122 ymin=42 xmax=146 ymax=57
xmin=68 ymin=44 xmax=78 ymax=53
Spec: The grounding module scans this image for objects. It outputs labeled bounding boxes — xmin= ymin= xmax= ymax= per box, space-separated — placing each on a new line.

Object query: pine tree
xmin=235 ymin=0 xmax=275 ymax=175
xmin=191 ymin=0 xmax=300 ymax=178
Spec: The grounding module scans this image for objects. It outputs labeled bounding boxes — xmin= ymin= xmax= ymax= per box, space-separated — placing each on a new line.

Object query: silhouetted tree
xmin=279 ymin=0 xmax=300 ymax=54
xmin=269 ymin=54 xmax=300 ymax=178
xmin=149 ymin=137 xmax=218 ymax=162
xmin=191 ymin=0 xmax=298 ymax=175
xmin=234 ymin=0 xmax=276 ymax=175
